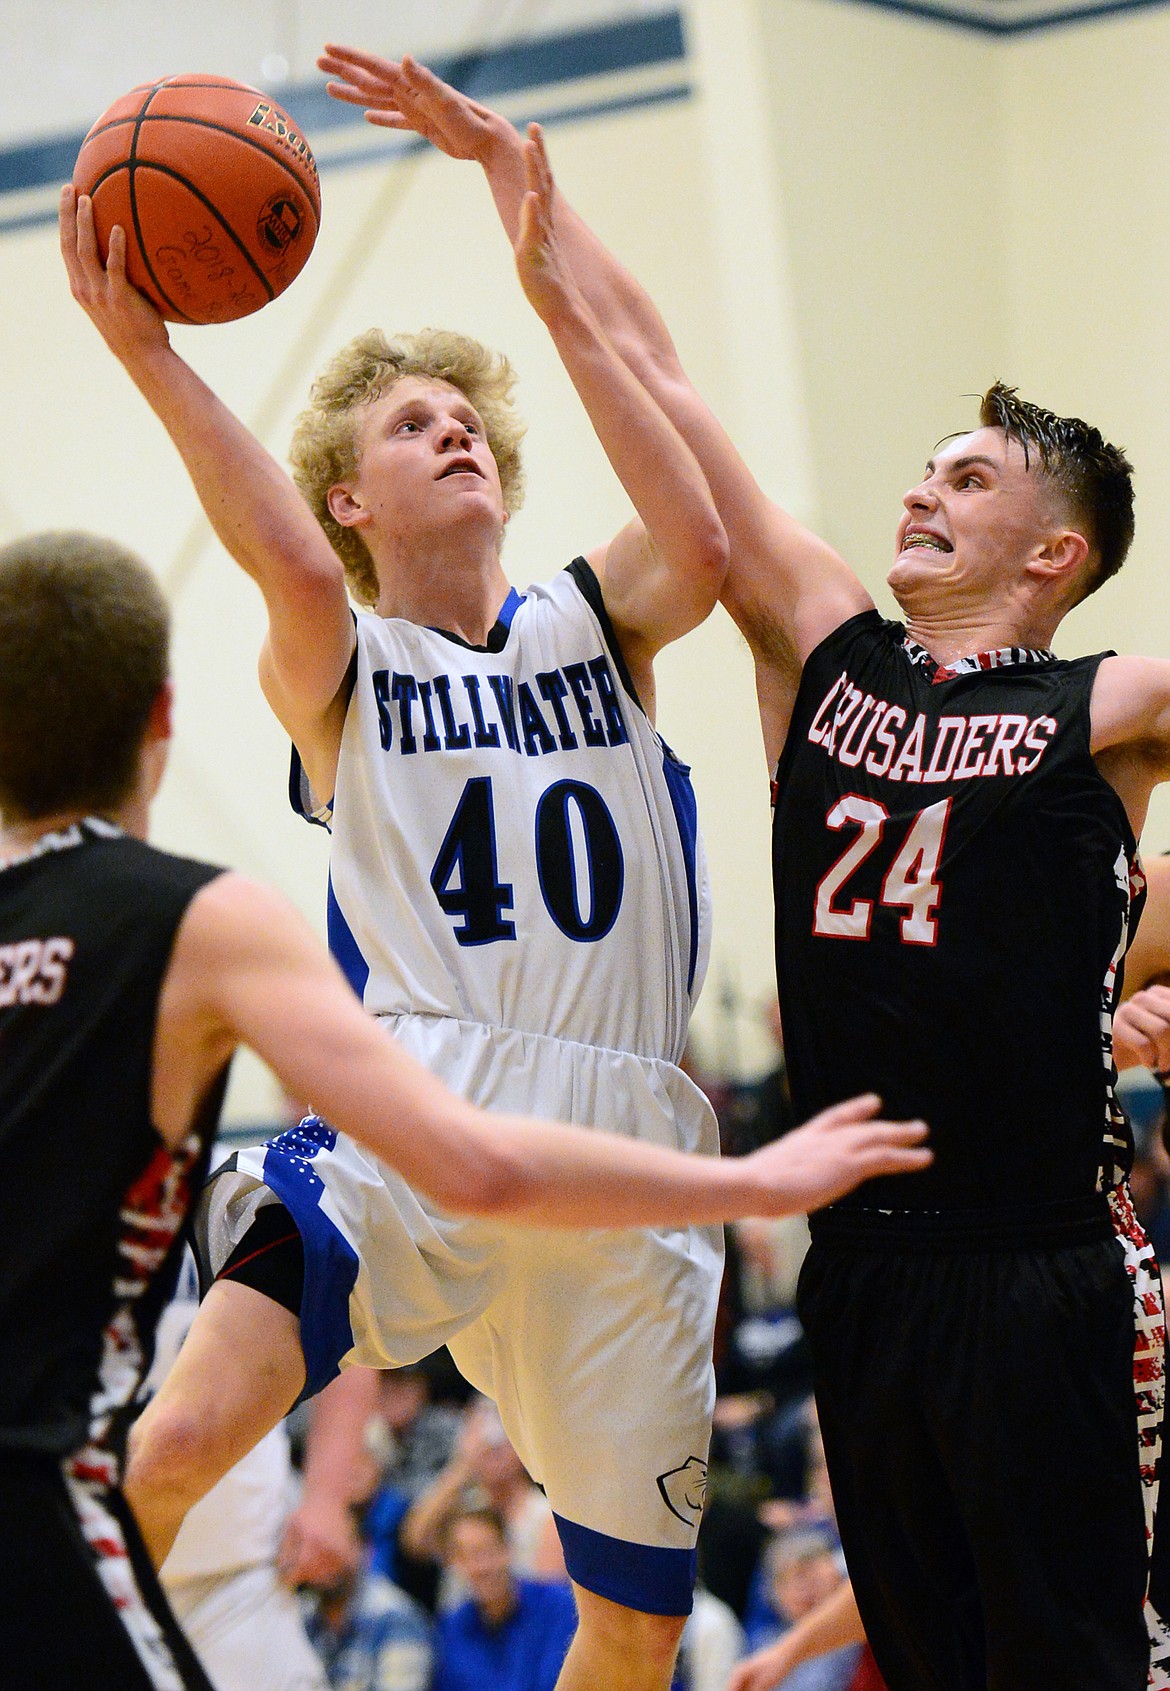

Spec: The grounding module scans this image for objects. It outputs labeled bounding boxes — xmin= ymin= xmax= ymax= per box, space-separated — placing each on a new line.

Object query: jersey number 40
xmin=430 ymin=776 xmax=624 ymax=946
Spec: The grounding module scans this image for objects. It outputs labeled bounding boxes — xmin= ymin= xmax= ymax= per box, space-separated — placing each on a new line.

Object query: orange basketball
xmin=73 ymin=75 xmax=321 ymax=325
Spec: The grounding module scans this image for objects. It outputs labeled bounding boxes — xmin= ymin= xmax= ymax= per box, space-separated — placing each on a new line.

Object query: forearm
xmin=400 ymin=1456 xmax=471 ymax=1559
xmin=124 ymin=344 xmax=339 ymax=603
xmin=478 ymin=123 xmax=679 ymax=381
xmin=536 ymin=293 xmax=725 ymax=585
xmin=773 ymin=1580 xmax=865 ymax=1669
xmin=299 ymin=1366 xmax=380 ymax=1508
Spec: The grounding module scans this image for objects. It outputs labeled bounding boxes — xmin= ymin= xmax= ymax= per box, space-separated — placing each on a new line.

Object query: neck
xmin=892 ymin=568 xmax=1068 ymax=664
xmin=899 ymin=603 xmax=1058 ymax=665
xmin=373 ymin=534 xmax=512 ymax=646
xmin=478 ymin=1582 xmax=518 ymax=1628
xmin=0 ymin=798 xmax=143 ymax=867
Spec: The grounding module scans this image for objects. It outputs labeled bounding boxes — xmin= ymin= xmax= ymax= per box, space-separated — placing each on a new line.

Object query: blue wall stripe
xmin=835 ymin=0 xmax=1170 ymax=32
xmin=0 ymin=9 xmax=686 ymax=202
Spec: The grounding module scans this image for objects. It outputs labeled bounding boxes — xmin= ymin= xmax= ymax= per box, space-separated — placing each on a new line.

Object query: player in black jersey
xmin=0 ymin=530 xmax=926 ymax=1690
xmin=359 ymin=53 xmax=1170 ymax=1691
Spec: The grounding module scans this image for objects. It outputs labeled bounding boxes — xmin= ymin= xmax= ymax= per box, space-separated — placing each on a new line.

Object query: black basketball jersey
xmin=772 ymin=609 xmax=1144 ymax=1212
xmin=0 ymin=820 xmax=227 ymax=1463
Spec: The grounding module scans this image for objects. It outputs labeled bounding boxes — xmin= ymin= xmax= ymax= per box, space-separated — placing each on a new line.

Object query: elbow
xmin=429 ymin=1114 xmax=531 ymax=1219
xmin=683 ymin=512 xmax=730 ymax=604
xmin=704 ymin=514 xmax=731 ymax=586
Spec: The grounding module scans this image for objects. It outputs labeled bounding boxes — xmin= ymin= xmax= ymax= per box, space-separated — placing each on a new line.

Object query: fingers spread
xmin=820 ymin=1092 xmax=882 ymax=1127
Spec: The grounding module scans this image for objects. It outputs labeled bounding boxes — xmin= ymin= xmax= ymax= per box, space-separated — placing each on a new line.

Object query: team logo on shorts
xmin=657 ymin=1456 xmax=707 ymax=1524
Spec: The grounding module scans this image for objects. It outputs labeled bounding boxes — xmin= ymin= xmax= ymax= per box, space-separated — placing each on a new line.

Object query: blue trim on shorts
xmin=260 ymin=1116 xmax=359 ymax=1400
xmin=553 ymin=1513 xmax=697 ymax=1617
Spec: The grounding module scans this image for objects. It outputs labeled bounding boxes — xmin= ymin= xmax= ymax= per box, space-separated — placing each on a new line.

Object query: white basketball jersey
xmin=301 ymin=559 xmax=710 ymax=1068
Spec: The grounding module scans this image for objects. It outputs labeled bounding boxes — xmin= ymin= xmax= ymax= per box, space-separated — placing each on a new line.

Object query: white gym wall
xmin=3 ymin=0 xmax=1169 ymax=1117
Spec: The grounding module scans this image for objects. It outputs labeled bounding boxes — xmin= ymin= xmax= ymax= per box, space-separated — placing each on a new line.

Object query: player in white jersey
xmin=58 ymin=126 xmax=930 ymax=1691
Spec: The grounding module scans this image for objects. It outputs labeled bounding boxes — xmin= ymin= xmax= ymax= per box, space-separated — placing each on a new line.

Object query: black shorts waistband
xmin=808 ymin=1191 xmax=1114 ymax=1252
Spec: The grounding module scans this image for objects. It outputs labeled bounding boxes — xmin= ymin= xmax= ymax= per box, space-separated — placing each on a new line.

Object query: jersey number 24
xmin=813 ymin=795 xmax=951 ymax=945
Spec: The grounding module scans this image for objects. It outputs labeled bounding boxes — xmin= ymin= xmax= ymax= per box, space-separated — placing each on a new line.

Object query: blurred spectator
xmin=727 ymin=1579 xmax=885 ymax=1691
xmin=1125 ymin=1086 xmax=1170 ymax=1261
xmin=301 ymin=1516 xmax=432 ymax=1691
xmin=430 ymin=1506 xmax=578 ymax=1691
xmin=365 ymin=1361 xmax=465 ymax=1502
xmin=744 ymin=1530 xmax=861 ymax=1690
xmin=401 ymin=1396 xmax=564 ymax=1604
xmin=362 ymin=1361 xmax=466 ymax=1610
xmin=720 ymin=1000 xmax=796 ymax=1158
xmin=675 ymin=1582 xmax=747 ymax=1690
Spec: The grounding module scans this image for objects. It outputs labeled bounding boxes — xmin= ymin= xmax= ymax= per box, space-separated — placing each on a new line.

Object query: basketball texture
xmin=73 ymin=75 xmax=321 ymax=325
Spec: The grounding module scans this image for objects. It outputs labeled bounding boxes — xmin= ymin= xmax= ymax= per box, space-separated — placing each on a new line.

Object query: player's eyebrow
xmin=923 ymin=453 xmax=1001 ymax=478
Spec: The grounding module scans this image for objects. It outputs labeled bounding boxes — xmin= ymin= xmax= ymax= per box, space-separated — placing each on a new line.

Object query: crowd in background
xmin=177 ymin=1025 xmax=1170 ymax=1691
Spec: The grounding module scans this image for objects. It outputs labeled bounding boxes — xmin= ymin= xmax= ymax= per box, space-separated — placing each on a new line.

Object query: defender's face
xmin=350 ymin=375 xmax=506 ymax=543
xmin=889 ymin=426 xmax=1057 ymax=610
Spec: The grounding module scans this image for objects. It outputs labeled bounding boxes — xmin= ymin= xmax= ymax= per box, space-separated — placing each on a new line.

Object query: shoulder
xmin=74 ymin=830 xmax=225 ymax=916
xmin=1091 ymin=653 xmax=1170 ymax=753
xmin=164 ymin=872 xmax=321 ymax=1001
xmin=794 ymin=608 xmax=901 ymax=691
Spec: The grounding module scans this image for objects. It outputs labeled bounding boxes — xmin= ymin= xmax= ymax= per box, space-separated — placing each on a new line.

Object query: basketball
xmin=72 ymin=75 xmax=321 ymax=325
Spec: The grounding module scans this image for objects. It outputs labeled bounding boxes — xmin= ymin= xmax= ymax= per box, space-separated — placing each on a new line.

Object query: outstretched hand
xmin=744 ymin=1094 xmax=930 ymax=1215
xmin=318 ymin=46 xmax=515 ymax=169
xmin=59 ymin=185 xmax=169 ymax=365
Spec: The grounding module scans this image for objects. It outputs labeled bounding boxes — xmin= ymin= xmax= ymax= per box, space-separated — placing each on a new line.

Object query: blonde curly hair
xmin=289 ymin=328 xmax=527 ymax=606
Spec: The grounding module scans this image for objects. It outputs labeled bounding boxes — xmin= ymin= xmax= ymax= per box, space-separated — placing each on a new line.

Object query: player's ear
xmin=327 ymin=484 xmax=371 ymax=530
xmin=1027 ymin=527 xmax=1089 ymax=587
xmin=146 ymin=678 xmax=175 ymax=745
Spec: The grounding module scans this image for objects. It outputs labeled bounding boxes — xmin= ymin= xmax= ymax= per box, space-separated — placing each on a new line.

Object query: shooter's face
xmin=345 ymin=376 xmax=507 ymax=549
xmin=888 ymin=427 xmax=1060 ymax=615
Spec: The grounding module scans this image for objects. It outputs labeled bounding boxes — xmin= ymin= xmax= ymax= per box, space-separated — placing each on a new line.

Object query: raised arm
xmin=317 ymin=48 xmax=872 ymax=760
xmin=59 ymin=187 xmax=354 ymax=799
xmin=509 ymin=125 xmax=727 ymax=701
xmin=156 ymin=872 xmax=930 ymax=1228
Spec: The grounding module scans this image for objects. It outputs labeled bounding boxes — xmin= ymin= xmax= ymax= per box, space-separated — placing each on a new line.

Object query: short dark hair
xmin=979 ymin=382 xmax=1135 ymax=599
xmin=0 ymin=532 xmax=170 ymax=821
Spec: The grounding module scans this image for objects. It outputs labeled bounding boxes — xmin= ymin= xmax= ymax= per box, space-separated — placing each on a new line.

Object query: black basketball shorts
xmin=0 ymin=1449 xmax=214 ymax=1690
xmin=798 ymin=1196 xmax=1159 ymax=1691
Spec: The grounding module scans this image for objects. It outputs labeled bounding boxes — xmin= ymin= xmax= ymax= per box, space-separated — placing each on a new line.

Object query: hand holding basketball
xmin=61 ymin=186 xmax=172 ymax=364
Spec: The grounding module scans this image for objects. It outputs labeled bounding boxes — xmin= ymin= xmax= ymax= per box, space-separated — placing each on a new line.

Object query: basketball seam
xmin=81 ymin=114 xmax=320 ymax=217
xmin=127 ymin=86 xmax=195 ymax=325
xmin=123 ymin=159 xmax=280 ymax=314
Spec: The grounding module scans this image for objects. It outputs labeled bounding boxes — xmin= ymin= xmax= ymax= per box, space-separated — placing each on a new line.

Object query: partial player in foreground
xmin=329 ymin=49 xmax=1170 ymax=1691
xmin=0 ymin=531 xmax=927 ymax=1691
